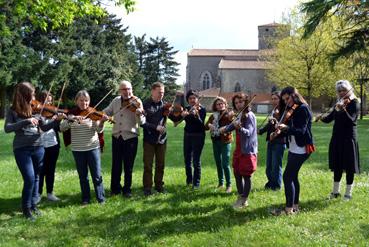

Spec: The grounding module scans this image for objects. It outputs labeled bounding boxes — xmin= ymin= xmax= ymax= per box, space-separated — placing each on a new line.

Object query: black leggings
xmin=283 ymin=152 xmax=310 ymax=208
xmin=235 ymin=174 xmax=251 ymax=198
xmin=39 ymin=145 xmax=60 ymax=194
xmin=334 ymin=170 xmax=354 ymax=185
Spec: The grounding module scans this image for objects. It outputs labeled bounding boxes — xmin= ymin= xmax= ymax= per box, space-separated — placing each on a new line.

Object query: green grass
xmin=1 ymin=116 xmax=369 ymax=246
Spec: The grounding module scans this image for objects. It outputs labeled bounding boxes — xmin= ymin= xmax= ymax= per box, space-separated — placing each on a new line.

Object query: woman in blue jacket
xmin=272 ymin=87 xmax=315 ymax=215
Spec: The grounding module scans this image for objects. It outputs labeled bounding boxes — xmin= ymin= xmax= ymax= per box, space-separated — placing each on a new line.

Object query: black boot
xmin=22 ymin=208 xmax=35 ymax=221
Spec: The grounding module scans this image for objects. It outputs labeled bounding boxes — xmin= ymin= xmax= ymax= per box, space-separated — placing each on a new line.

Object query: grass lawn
xmin=1 ymin=116 xmax=369 ymax=246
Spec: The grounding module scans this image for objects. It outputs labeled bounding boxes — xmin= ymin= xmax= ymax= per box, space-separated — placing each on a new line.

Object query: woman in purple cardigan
xmin=221 ymin=93 xmax=257 ymax=209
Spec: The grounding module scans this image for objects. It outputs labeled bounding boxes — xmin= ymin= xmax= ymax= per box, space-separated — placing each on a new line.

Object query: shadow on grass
xmin=360 ymin=224 xmax=369 ymax=239
xmin=22 ymin=186 xmax=341 ymax=245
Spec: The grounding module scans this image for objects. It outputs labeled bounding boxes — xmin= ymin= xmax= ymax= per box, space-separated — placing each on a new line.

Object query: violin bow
xmin=230 ymin=94 xmax=257 ymax=125
xmin=317 ymin=86 xmax=354 ymax=120
xmin=257 ymin=105 xmax=277 ymax=129
xmin=83 ymin=88 xmax=114 ymax=120
xmin=56 ymin=80 xmax=68 ymax=110
xmin=275 ymin=105 xmax=288 ymax=126
xmin=39 ymin=80 xmax=56 ymax=117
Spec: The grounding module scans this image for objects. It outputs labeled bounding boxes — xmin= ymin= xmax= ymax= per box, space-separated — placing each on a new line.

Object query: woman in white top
xmin=37 ymin=91 xmax=62 ymax=202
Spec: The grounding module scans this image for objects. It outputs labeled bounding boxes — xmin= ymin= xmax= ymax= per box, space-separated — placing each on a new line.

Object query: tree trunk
xmin=0 ymin=85 xmax=6 ymax=119
xmin=360 ymin=82 xmax=363 ymax=119
xmin=307 ymin=81 xmax=312 ymax=111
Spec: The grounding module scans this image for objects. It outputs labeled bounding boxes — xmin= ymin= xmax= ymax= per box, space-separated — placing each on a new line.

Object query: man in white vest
xmin=104 ymin=80 xmax=144 ymax=198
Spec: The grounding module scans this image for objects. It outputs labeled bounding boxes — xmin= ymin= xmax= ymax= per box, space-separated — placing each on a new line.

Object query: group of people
xmin=4 ymin=79 xmax=360 ymax=220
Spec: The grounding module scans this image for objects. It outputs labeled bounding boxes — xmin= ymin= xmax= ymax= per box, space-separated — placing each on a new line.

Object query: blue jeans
xmin=72 ymin=148 xmax=105 ymax=203
xmin=265 ymin=142 xmax=286 ymax=189
xmin=14 ymin=146 xmax=44 ymax=209
xmin=184 ymin=133 xmax=205 ymax=187
xmin=212 ymin=140 xmax=231 ymax=187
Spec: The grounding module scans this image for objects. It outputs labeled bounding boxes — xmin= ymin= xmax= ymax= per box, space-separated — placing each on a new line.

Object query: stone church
xmin=185 ymin=23 xmax=287 ymax=110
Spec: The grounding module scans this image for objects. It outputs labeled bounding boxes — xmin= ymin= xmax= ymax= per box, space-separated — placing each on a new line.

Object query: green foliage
xmin=3 ymin=13 xmax=142 ymax=110
xmin=301 ymin=0 xmax=369 ymax=60
xmin=134 ymin=36 xmax=180 ymax=101
xmin=266 ymin=11 xmax=353 ymax=108
xmin=1 ymin=116 xmax=369 ymax=246
xmin=0 ymin=0 xmax=135 ymax=35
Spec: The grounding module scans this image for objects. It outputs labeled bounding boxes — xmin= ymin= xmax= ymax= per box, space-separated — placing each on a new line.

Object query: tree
xmin=0 ymin=0 xmax=135 ymax=36
xmin=0 ymin=0 xmax=136 ymax=117
xmin=20 ymin=14 xmax=141 ymax=109
xmin=301 ymin=0 xmax=369 ymax=60
xmin=266 ymin=12 xmax=349 ymax=109
xmin=346 ymin=52 xmax=369 ymax=119
xmin=134 ymin=36 xmax=180 ymax=100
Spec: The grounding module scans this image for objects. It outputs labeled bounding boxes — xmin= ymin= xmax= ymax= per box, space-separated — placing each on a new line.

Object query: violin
xmin=171 ymin=103 xmax=183 ymax=117
xmin=31 ymin=100 xmax=68 ymax=119
xmin=121 ymin=96 xmax=142 ymax=113
xmin=315 ymin=97 xmax=351 ymax=122
xmin=70 ymin=107 xmax=115 ymax=124
xmin=335 ymin=97 xmax=351 ymax=111
xmin=231 ymin=94 xmax=257 ymax=125
xmin=270 ymin=103 xmax=298 ymax=141
xmin=162 ymin=103 xmax=183 ymax=117
xmin=188 ymin=103 xmax=201 ymax=116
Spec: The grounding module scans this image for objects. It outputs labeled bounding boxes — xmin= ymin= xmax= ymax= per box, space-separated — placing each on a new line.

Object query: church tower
xmin=258 ymin=23 xmax=289 ymax=50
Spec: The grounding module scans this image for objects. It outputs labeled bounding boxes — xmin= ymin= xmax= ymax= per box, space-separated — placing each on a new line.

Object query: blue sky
xmin=105 ymin=0 xmax=299 ymax=85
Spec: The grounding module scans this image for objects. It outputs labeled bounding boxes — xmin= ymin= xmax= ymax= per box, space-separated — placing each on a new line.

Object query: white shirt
xmin=41 ymin=118 xmax=58 ymax=148
xmin=289 ymin=135 xmax=306 ymax=154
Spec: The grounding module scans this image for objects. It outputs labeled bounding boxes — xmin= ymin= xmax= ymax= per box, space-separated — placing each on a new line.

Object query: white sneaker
xmin=232 ymin=197 xmax=248 ymax=209
xmin=232 ymin=197 xmax=243 ymax=208
xmin=34 ymin=195 xmax=41 ymax=204
xmin=47 ymin=193 xmax=60 ymax=202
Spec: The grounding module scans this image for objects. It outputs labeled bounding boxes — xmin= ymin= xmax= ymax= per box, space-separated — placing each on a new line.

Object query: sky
xmin=105 ymin=0 xmax=299 ymax=85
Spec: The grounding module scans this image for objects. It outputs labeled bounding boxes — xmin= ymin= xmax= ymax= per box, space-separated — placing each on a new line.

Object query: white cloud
xmin=105 ymin=0 xmax=299 ymax=84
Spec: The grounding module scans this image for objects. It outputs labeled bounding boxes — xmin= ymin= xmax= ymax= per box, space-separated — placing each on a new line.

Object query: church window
xmin=201 ymin=71 xmax=212 ymax=90
xmin=234 ymin=82 xmax=241 ymax=92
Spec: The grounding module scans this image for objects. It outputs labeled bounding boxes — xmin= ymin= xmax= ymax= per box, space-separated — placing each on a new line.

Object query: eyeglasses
xmin=216 ymin=102 xmax=225 ymax=106
xmin=119 ymin=88 xmax=131 ymax=91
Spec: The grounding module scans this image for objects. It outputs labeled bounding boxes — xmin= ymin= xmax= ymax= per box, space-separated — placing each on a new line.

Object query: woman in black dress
xmin=318 ymin=80 xmax=360 ymax=200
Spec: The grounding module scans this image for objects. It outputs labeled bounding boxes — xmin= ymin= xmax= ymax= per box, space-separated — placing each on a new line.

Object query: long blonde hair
xmin=12 ymin=82 xmax=35 ymax=118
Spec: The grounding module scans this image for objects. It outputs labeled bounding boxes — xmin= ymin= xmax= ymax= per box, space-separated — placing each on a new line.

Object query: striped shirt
xmin=60 ymin=118 xmax=103 ymax=151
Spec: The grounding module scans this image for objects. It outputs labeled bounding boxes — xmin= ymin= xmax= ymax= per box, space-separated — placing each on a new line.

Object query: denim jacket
xmin=225 ymin=111 xmax=258 ymax=155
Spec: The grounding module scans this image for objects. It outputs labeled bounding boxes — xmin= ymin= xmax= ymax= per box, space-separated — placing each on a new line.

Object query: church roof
xmin=218 ymin=59 xmax=267 ymax=70
xmin=197 ymin=88 xmax=272 ymax=104
xmin=258 ymin=22 xmax=281 ymax=27
xmin=188 ymin=49 xmax=260 ymax=57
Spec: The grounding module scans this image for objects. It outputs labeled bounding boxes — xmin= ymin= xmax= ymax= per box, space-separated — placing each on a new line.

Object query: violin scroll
xmin=269 ymin=104 xmax=298 ymax=141
xmin=31 ymin=100 xmax=68 ymax=119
